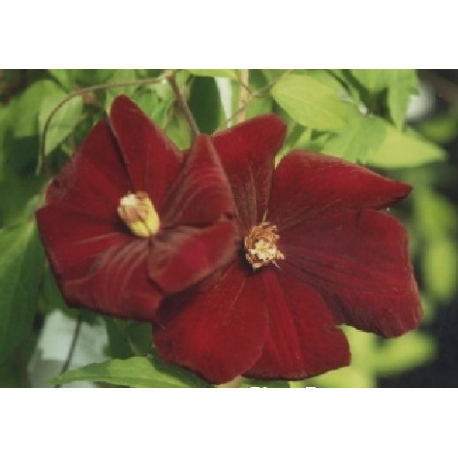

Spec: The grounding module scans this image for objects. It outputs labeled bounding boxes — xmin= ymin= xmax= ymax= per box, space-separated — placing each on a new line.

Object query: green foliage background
xmin=0 ymin=69 xmax=456 ymax=387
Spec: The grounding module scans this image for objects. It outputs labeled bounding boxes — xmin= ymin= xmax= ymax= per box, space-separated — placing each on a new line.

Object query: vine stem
xmin=55 ymin=313 xmax=83 ymax=388
xmin=38 ymin=70 xmax=177 ymax=176
xmin=237 ymin=69 xmax=250 ymax=123
xmin=168 ymin=74 xmax=200 ymax=138
xmin=217 ymin=69 xmax=293 ymax=131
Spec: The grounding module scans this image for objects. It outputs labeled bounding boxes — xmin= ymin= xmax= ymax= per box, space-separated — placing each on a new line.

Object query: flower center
xmin=244 ymin=222 xmax=285 ymax=270
xmin=117 ymin=191 xmax=160 ymax=237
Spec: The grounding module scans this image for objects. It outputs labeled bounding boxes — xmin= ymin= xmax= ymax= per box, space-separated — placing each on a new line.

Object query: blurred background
xmin=0 ymin=69 xmax=457 ymax=387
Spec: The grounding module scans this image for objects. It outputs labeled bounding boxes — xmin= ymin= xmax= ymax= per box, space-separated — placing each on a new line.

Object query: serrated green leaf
xmin=0 ymin=221 xmax=44 ymax=362
xmin=272 ymin=74 xmax=348 ymax=131
xmin=364 ymin=123 xmax=446 ymax=167
xmin=39 ymin=92 xmax=83 ymax=156
xmin=51 ymin=356 xmax=210 ymax=388
xmin=189 ymin=69 xmax=238 ymax=80
xmin=323 ymin=115 xmax=386 ymax=162
xmin=387 ymin=70 xmax=418 ymax=128
xmin=423 ymin=238 xmax=458 ymax=301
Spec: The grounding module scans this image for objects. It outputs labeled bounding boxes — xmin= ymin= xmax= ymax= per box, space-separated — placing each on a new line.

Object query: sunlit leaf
xmin=272 ymin=74 xmax=348 ymax=131
xmin=0 ymin=221 xmax=44 ymax=362
xmin=387 ymin=70 xmax=418 ymax=128
xmin=50 ymin=356 xmax=210 ymax=388
xmin=323 ymin=115 xmax=386 ymax=163
xmin=364 ymin=123 xmax=445 ymax=167
xmin=350 ymin=69 xmax=392 ymax=94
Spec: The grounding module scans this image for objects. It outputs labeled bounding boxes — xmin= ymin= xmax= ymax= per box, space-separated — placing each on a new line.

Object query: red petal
xmin=37 ymin=203 xmax=162 ymax=321
xmin=46 ymin=120 xmax=128 ymax=222
xmin=109 ymin=95 xmax=182 ymax=211
xmin=149 ymin=221 xmax=238 ymax=294
xmin=212 ymin=115 xmax=286 ymax=231
xmin=154 ymin=263 xmax=268 ymax=384
xmin=36 ymin=203 xmax=162 ymax=320
xmin=268 ymin=151 xmax=412 ymax=230
xmin=161 ymin=136 xmax=235 ymax=227
xmin=64 ymin=238 xmax=163 ymax=321
xmin=245 ymin=269 xmax=350 ymax=380
xmin=280 ymin=209 xmax=422 ymax=337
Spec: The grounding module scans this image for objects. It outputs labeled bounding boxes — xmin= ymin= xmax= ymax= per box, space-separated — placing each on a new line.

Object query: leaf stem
xmin=168 ymin=74 xmax=200 ymax=138
xmin=237 ymin=69 xmax=250 ymax=123
xmin=217 ymin=69 xmax=294 ymax=131
xmin=55 ymin=313 xmax=83 ymax=388
xmin=38 ymin=70 xmax=177 ymax=176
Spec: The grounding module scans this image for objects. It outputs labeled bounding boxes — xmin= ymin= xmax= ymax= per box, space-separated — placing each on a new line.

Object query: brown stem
xmin=168 ymin=74 xmax=200 ymax=138
xmin=218 ymin=69 xmax=294 ymax=131
xmin=237 ymin=69 xmax=250 ymax=123
xmin=38 ymin=70 xmax=177 ymax=177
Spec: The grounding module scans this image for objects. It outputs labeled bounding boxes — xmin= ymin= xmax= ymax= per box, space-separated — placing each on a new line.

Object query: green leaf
xmin=38 ymin=92 xmax=83 ymax=156
xmin=364 ymin=123 xmax=446 ymax=167
xmin=189 ymin=77 xmax=222 ymax=134
xmin=387 ymin=70 xmax=418 ymax=128
xmin=188 ymin=69 xmax=238 ymax=80
xmin=271 ymin=74 xmax=348 ymax=131
xmin=48 ymin=69 xmax=74 ymax=91
xmin=322 ymin=115 xmax=386 ymax=163
xmin=12 ymin=80 xmax=65 ymax=137
xmin=51 ymin=356 xmax=210 ymax=388
xmin=373 ymin=332 xmax=436 ymax=375
xmin=0 ymin=221 xmax=44 ymax=362
xmin=414 ymin=188 xmax=458 ymax=238
xmin=423 ymin=238 xmax=458 ymax=301
xmin=350 ymin=69 xmax=392 ymax=94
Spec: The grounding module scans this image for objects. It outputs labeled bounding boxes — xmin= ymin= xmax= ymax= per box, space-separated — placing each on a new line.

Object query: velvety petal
xmin=109 ymin=95 xmax=182 ymax=212
xmin=154 ymin=263 xmax=268 ymax=384
xmin=161 ymin=135 xmax=235 ymax=227
xmin=149 ymin=221 xmax=238 ymax=294
xmin=64 ymin=238 xmax=163 ymax=321
xmin=244 ymin=269 xmax=350 ymax=380
xmin=36 ymin=202 xmax=162 ymax=320
xmin=268 ymin=151 xmax=412 ymax=231
xmin=46 ymin=120 xmax=129 ymax=222
xmin=212 ymin=114 xmax=287 ymax=231
xmin=279 ymin=209 xmax=422 ymax=337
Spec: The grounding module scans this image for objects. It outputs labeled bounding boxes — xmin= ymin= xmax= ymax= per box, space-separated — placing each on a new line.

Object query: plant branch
xmin=55 ymin=313 xmax=83 ymax=388
xmin=168 ymin=74 xmax=200 ymax=138
xmin=218 ymin=69 xmax=294 ymax=131
xmin=38 ymin=70 xmax=177 ymax=176
xmin=237 ymin=69 xmax=250 ymax=123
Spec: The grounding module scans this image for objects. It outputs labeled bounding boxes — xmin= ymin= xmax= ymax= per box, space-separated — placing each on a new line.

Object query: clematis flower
xmin=36 ymin=96 xmax=237 ymax=321
xmin=153 ymin=114 xmax=423 ymax=384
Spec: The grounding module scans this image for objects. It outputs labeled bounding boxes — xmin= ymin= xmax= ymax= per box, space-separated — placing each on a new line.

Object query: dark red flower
xmin=154 ymin=114 xmax=423 ymax=384
xmin=36 ymin=96 xmax=237 ymax=321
